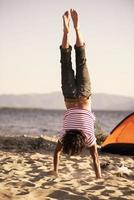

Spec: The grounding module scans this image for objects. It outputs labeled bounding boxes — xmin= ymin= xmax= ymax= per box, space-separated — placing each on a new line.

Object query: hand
xmin=48 ymin=170 xmax=59 ymax=177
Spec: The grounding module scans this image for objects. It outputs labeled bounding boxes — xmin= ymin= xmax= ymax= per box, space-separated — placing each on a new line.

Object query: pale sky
xmin=0 ymin=0 xmax=134 ymax=97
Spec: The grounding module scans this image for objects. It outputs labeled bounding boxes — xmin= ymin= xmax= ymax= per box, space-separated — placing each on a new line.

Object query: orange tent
xmin=101 ymin=112 xmax=134 ymax=155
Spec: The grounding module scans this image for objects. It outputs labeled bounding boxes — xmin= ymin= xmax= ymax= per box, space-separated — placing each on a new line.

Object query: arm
xmin=89 ymin=144 xmax=102 ymax=179
xmin=53 ymin=141 xmax=63 ymax=176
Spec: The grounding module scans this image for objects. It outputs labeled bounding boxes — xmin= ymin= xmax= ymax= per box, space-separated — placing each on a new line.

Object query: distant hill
xmin=0 ymin=92 xmax=133 ymax=111
xmin=92 ymin=93 xmax=134 ymax=111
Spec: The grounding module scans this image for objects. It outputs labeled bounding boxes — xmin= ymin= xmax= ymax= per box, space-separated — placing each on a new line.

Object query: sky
xmin=0 ymin=0 xmax=134 ymax=97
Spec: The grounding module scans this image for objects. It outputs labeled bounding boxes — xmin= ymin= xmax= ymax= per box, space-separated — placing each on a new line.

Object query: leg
xmin=70 ymin=9 xmax=84 ymax=48
xmin=89 ymin=144 xmax=102 ymax=179
xmin=60 ymin=11 xmax=77 ymax=100
xmin=71 ymin=9 xmax=91 ymax=99
xmin=61 ymin=11 xmax=70 ymax=49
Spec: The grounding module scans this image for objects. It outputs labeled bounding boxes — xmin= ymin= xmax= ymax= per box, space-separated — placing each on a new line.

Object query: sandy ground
xmin=0 ymin=136 xmax=134 ymax=200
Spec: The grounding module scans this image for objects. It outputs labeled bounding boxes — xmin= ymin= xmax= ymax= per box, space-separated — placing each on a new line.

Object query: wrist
xmin=75 ymin=27 xmax=80 ymax=32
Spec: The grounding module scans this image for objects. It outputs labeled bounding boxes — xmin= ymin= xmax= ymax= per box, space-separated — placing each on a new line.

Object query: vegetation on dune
xmin=95 ymin=122 xmax=108 ymax=145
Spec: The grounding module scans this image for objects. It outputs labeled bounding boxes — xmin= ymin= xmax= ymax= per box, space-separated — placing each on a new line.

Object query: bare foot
xmin=63 ymin=11 xmax=70 ymax=33
xmin=70 ymin=9 xmax=79 ymax=30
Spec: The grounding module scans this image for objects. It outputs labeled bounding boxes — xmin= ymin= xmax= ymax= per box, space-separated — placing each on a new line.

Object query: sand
xmin=0 ymin=136 xmax=134 ymax=200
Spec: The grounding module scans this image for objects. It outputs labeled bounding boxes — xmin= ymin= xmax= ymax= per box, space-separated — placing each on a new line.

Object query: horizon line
xmin=0 ymin=92 xmax=134 ymax=98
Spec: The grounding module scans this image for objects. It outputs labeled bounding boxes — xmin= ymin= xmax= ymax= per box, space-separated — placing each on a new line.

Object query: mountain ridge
xmin=0 ymin=92 xmax=133 ymax=111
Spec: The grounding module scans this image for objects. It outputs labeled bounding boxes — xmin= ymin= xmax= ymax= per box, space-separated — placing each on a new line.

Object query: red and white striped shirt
xmin=59 ymin=108 xmax=96 ymax=147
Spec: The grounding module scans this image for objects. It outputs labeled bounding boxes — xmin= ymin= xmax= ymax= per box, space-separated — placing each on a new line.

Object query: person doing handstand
xmin=53 ymin=9 xmax=102 ymax=179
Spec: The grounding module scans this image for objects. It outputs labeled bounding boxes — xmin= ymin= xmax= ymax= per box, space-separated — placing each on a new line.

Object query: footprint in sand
xmin=16 ymin=189 xmax=30 ymax=196
xmin=41 ymin=177 xmax=61 ymax=189
xmin=48 ymin=189 xmax=89 ymax=200
xmin=21 ymin=181 xmax=36 ymax=187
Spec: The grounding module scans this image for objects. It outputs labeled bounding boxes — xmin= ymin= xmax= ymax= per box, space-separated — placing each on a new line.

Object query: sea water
xmin=0 ymin=108 xmax=131 ymax=136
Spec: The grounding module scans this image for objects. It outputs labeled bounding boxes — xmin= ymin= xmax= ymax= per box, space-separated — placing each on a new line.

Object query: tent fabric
xmin=101 ymin=112 xmax=134 ymax=155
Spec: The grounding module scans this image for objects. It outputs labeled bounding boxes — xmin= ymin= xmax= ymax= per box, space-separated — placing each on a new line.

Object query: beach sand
xmin=0 ymin=136 xmax=134 ymax=200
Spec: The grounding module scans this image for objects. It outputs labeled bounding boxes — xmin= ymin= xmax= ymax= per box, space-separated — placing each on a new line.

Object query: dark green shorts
xmin=60 ymin=44 xmax=91 ymax=100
